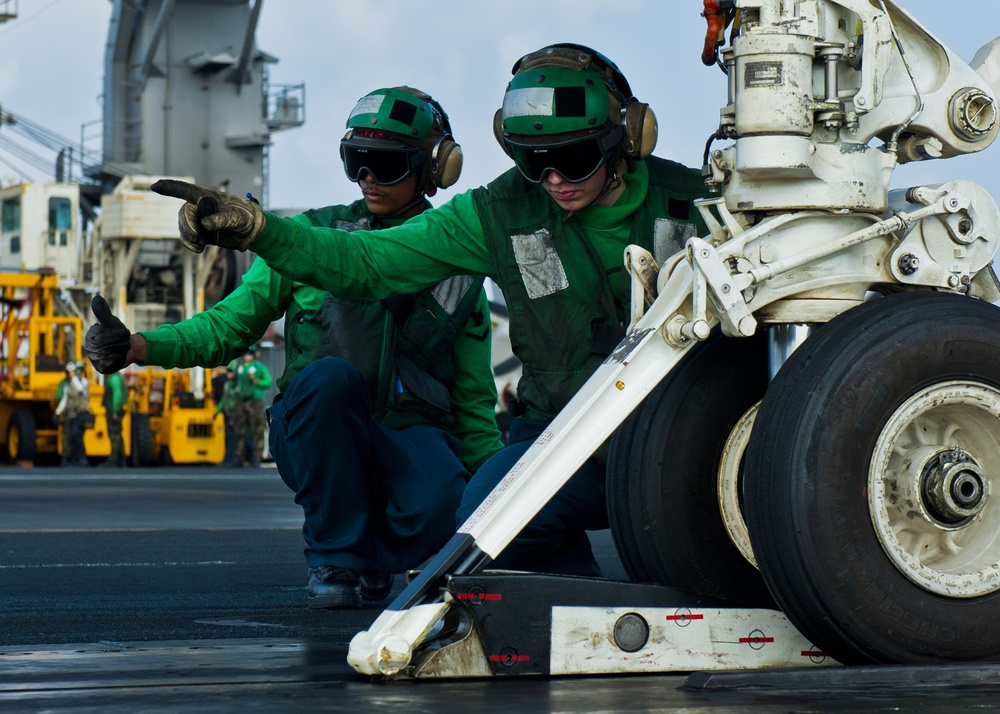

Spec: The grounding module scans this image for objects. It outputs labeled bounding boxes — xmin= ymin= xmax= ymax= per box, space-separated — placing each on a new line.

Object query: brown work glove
xmin=150 ymin=179 xmax=266 ymax=253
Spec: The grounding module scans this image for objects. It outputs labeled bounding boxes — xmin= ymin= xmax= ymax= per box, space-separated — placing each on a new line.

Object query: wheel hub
xmin=921 ymin=447 xmax=987 ymax=525
xmin=870 ymin=381 xmax=1000 ymax=599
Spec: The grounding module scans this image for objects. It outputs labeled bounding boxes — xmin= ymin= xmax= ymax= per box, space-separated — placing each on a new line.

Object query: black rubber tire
xmin=744 ymin=291 xmax=1000 ymax=664
xmin=205 ymin=249 xmax=238 ymax=307
xmin=605 ymin=400 xmax=655 ymax=584
xmin=131 ymin=414 xmax=153 ymax=467
xmin=160 ymin=445 xmax=174 ymax=466
xmin=7 ymin=411 xmax=36 ymax=463
xmin=606 ymin=329 xmax=774 ymax=606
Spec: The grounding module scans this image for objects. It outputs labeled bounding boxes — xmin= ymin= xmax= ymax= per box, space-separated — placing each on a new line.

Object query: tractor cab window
xmin=2 ymin=197 xmax=20 ymax=254
xmin=48 ymin=197 xmax=71 ymax=247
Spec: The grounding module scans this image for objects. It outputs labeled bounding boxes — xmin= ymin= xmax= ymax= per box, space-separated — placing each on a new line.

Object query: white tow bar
xmin=348 ymin=261 xmax=704 ymax=676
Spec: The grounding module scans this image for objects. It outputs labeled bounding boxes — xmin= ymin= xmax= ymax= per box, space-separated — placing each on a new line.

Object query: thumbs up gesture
xmin=84 ymin=295 xmax=133 ymax=374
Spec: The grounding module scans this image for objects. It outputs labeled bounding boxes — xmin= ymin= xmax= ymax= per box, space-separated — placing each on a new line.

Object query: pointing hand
xmin=150 ymin=179 xmax=266 ymax=253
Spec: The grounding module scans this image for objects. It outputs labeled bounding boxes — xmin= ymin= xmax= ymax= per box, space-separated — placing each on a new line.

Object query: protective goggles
xmin=506 ymin=125 xmax=622 ymax=184
xmin=340 ymin=143 xmax=427 ymax=186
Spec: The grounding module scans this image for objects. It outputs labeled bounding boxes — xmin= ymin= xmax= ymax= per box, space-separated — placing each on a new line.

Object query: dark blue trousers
xmin=457 ymin=418 xmax=608 ymax=577
xmin=267 ymin=357 xmax=469 ymax=575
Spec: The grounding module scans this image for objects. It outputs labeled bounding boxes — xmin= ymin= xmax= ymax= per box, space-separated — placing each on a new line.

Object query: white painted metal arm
xmin=348 ymin=259 xmax=707 ymax=676
xmin=459 ymin=261 xmax=701 ymax=554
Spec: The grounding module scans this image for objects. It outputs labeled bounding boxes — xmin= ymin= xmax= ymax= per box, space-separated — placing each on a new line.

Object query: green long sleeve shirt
xmin=234 ymin=357 xmax=272 ymax=401
xmin=138 ymin=211 xmax=503 ymax=472
xmin=253 ymin=165 xmax=665 ymax=299
xmin=103 ymin=371 xmax=127 ymax=414
xmin=250 ymin=160 xmax=707 ymax=423
xmin=254 ymin=191 xmax=497 ymax=299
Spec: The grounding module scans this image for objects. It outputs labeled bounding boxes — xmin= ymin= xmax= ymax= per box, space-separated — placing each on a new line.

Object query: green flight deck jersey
xmin=139 ymin=199 xmax=503 ymax=472
xmin=252 ymin=157 xmax=709 ymax=424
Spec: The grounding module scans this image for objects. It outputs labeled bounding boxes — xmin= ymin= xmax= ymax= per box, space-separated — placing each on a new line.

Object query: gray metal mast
xmin=96 ymin=0 xmax=303 ymax=208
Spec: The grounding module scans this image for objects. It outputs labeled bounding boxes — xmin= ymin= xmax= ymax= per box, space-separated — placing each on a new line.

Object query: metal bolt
xmin=898 ymin=253 xmax=920 ymax=276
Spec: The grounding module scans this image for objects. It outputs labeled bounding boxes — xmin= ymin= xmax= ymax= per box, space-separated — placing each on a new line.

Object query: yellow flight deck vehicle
xmin=127 ymin=365 xmax=225 ymax=466
xmin=0 ymin=269 xmax=222 ymax=467
xmin=0 ymin=269 xmax=113 ymax=464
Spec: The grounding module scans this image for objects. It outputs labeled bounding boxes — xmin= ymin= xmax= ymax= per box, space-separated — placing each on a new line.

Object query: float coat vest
xmin=62 ymin=377 xmax=89 ymax=420
xmin=474 ymin=157 xmax=707 ymax=423
xmin=291 ymin=204 xmax=486 ymax=430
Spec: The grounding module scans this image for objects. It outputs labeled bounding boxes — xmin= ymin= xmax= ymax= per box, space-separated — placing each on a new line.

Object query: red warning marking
xmin=739 ymin=635 xmax=774 ymax=644
xmin=455 ymin=592 xmax=502 ymax=601
xmin=490 ymin=654 xmax=530 ymax=663
xmin=801 ymin=649 xmax=826 ymax=658
xmin=665 ymin=613 xmax=704 ymax=621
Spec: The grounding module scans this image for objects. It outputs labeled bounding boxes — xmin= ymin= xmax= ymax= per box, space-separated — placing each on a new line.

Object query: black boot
xmin=307 ymin=566 xmax=360 ymax=609
xmin=359 ymin=572 xmax=394 ymax=602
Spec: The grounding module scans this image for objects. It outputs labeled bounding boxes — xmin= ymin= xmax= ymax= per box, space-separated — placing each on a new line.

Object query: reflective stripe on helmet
xmin=502 ymin=87 xmax=556 ymax=118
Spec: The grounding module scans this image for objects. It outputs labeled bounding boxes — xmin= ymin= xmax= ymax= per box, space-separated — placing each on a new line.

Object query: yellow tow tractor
xmin=127 ymin=365 xmax=225 ymax=466
xmin=0 ymin=270 xmax=113 ymax=464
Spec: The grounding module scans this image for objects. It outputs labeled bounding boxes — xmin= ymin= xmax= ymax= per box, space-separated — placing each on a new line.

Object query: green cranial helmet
xmin=341 ymin=87 xmax=463 ymax=190
xmin=498 ymin=44 xmax=632 ymax=139
xmin=495 ymin=44 xmax=656 ymax=178
xmin=345 ymin=87 xmax=436 ymax=140
xmin=501 ymin=66 xmax=612 ymax=137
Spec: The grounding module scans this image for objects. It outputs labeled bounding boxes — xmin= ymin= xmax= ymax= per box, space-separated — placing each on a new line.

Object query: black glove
xmin=150 ymin=179 xmax=266 ymax=253
xmin=84 ymin=295 xmax=132 ymax=375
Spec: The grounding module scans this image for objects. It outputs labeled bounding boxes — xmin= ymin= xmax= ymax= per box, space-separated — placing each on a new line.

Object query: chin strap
xmin=596 ymin=165 xmax=625 ymax=203
xmin=382 ymin=184 xmax=428 ymax=219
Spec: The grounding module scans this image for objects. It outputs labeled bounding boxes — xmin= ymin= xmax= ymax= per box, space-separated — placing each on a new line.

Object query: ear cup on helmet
xmin=493 ymin=108 xmax=513 ymax=158
xmin=430 ymin=136 xmax=463 ymax=188
xmin=622 ymin=101 xmax=657 ymax=159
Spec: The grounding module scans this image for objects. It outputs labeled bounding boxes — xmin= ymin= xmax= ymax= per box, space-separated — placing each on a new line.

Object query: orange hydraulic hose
xmin=702 ymin=0 xmax=726 ymax=66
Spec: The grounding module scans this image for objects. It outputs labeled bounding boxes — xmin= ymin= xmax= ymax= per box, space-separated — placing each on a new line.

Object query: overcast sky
xmin=0 ymin=0 xmax=997 ymax=214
